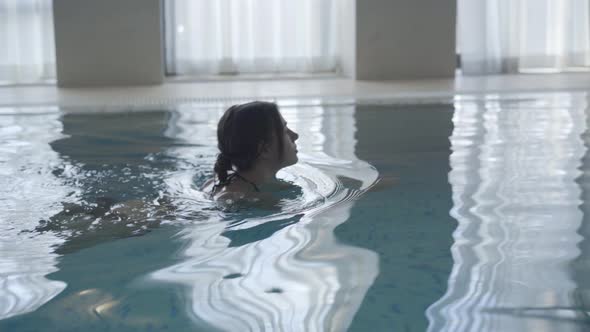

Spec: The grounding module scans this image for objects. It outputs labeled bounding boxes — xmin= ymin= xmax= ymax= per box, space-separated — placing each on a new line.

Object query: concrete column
xmin=53 ymin=0 xmax=164 ymax=87
xmin=354 ymin=0 xmax=456 ymax=80
xmin=339 ymin=0 xmax=356 ymax=79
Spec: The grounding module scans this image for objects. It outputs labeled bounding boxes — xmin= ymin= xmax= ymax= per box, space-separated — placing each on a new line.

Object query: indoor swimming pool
xmin=1 ymin=92 xmax=589 ymax=331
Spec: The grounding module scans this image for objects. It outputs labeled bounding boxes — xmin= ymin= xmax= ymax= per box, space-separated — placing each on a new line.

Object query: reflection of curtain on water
xmin=151 ymin=104 xmax=378 ymax=331
xmin=428 ymin=95 xmax=587 ymax=331
xmin=0 ymin=110 xmax=71 ymax=319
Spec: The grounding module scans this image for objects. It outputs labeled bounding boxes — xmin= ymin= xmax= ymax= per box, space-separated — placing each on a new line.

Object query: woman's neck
xmin=237 ymin=164 xmax=278 ymax=187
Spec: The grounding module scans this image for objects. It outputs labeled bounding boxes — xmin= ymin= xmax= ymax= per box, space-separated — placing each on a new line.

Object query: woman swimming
xmin=208 ymin=101 xmax=299 ymax=202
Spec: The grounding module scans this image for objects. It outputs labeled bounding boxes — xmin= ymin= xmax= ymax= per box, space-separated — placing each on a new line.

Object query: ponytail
xmin=214 ymin=153 xmax=233 ymax=184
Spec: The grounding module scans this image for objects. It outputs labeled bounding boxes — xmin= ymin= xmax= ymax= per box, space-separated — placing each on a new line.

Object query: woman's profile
xmin=206 ymin=101 xmax=299 ymax=203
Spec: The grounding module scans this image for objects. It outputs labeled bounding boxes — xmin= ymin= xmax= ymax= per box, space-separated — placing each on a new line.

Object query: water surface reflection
xmin=428 ymin=94 xmax=590 ymax=331
xmin=0 ymin=109 xmax=71 ymax=319
xmin=345 ymin=104 xmax=456 ymax=331
xmin=5 ymin=95 xmax=587 ymax=331
xmin=151 ymin=105 xmax=380 ymax=331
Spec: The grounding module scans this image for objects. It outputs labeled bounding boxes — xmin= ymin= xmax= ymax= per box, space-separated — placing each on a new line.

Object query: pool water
xmin=0 ymin=94 xmax=589 ymax=331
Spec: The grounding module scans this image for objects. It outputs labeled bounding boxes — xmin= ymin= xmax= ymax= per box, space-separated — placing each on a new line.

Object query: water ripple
xmin=149 ymin=105 xmax=379 ymax=331
xmin=427 ymin=94 xmax=589 ymax=331
xmin=0 ymin=113 xmax=75 ymax=319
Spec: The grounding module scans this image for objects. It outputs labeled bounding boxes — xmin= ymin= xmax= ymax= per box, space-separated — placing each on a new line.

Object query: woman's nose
xmin=291 ymin=130 xmax=299 ymax=141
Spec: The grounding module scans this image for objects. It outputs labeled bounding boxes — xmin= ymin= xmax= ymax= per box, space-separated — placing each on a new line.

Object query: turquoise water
xmin=0 ymin=94 xmax=589 ymax=331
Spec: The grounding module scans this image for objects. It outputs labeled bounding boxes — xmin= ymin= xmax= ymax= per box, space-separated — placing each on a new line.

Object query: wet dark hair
xmin=214 ymin=101 xmax=285 ymax=186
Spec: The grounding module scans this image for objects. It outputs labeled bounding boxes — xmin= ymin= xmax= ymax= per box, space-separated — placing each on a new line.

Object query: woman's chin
xmin=284 ymin=157 xmax=298 ymax=167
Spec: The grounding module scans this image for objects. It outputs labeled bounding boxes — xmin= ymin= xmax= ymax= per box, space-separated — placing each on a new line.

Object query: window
xmin=0 ymin=0 xmax=55 ymax=84
xmin=164 ymin=0 xmax=342 ymax=77
xmin=457 ymin=0 xmax=590 ymax=74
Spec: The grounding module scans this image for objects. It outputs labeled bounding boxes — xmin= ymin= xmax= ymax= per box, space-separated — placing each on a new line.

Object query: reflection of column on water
xmin=151 ymin=102 xmax=379 ymax=331
xmin=0 ymin=109 xmax=72 ymax=319
xmin=42 ymin=111 xmax=177 ymax=253
xmin=427 ymin=94 xmax=588 ymax=331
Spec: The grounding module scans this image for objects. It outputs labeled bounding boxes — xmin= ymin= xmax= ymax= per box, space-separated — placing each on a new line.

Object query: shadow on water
xmin=335 ymin=104 xmax=456 ymax=331
xmin=222 ymin=213 xmax=304 ymax=247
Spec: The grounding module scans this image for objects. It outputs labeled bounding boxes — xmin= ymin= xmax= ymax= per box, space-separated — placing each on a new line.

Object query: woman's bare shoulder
xmin=201 ymin=178 xmax=215 ymax=192
xmin=210 ymin=179 xmax=251 ymax=200
xmin=203 ymin=178 xmax=279 ymax=209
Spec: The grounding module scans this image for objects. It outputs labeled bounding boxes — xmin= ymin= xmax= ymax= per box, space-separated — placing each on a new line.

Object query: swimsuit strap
xmin=212 ymin=172 xmax=260 ymax=195
xmin=231 ymin=173 xmax=260 ymax=192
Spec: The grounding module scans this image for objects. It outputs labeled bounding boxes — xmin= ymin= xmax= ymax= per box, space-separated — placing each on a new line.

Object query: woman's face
xmin=271 ymin=114 xmax=299 ymax=168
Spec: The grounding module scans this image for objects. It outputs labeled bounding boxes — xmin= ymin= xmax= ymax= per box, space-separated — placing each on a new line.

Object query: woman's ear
xmin=257 ymin=141 xmax=272 ymax=160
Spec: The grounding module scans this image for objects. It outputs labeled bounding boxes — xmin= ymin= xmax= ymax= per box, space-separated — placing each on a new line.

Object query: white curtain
xmin=165 ymin=0 xmax=342 ymax=76
xmin=458 ymin=0 xmax=590 ymax=74
xmin=0 ymin=0 xmax=55 ymax=84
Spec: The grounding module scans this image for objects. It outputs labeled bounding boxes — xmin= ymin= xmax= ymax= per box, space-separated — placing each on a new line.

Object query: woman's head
xmin=214 ymin=101 xmax=299 ymax=183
